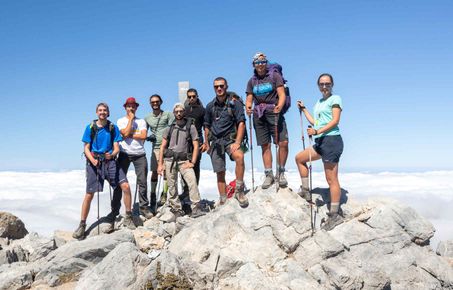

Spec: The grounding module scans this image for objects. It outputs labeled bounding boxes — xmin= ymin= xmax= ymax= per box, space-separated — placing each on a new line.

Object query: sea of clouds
xmin=1 ymin=170 xmax=452 ymax=248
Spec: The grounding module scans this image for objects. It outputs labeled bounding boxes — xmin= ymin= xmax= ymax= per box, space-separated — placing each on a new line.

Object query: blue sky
xmin=1 ymin=0 xmax=452 ymax=171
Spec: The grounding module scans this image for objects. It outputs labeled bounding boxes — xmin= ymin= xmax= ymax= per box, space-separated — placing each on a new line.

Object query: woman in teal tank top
xmin=295 ymin=73 xmax=344 ymax=231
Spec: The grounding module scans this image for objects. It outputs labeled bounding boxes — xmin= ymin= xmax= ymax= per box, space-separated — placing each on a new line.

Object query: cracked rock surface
xmin=1 ymin=187 xmax=452 ymax=290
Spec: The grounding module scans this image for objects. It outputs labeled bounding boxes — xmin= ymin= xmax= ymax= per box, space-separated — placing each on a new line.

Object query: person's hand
xmin=203 ymin=142 xmax=210 ymax=153
xmin=127 ymin=109 xmax=135 ymax=120
xmin=307 ymin=127 xmax=317 ymax=136
xmin=230 ymin=143 xmax=240 ymax=153
xmin=200 ymin=143 xmax=208 ymax=153
xmin=246 ymin=106 xmax=253 ymax=116
xmin=91 ymin=159 xmax=99 ymax=167
xmin=181 ymin=161 xmax=194 ymax=169
xmin=157 ymin=164 xmax=164 ymax=175
xmin=297 ymin=100 xmax=305 ymax=111
xmin=274 ymin=105 xmax=281 ymax=114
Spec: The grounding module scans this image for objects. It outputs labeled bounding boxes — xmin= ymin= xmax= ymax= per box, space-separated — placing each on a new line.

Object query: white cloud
xmin=0 ymin=170 xmax=452 ymax=248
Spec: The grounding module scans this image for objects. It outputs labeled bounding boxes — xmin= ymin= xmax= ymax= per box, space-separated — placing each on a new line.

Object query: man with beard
xmin=144 ymin=94 xmax=174 ymax=212
xmin=204 ymin=77 xmax=249 ymax=208
xmin=157 ymin=103 xmax=205 ymax=218
xmin=106 ymin=97 xmax=153 ymax=227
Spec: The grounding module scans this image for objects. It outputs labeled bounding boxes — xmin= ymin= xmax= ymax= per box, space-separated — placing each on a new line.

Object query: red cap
xmin=123 ymin=97 xmax=139 ymax=107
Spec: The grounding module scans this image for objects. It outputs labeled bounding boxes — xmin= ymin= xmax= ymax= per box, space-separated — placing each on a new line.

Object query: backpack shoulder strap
xmin=89 ymin=120 xmax=98 ymax=147
xmin=106 ymin=120 xmax=115 ymax=148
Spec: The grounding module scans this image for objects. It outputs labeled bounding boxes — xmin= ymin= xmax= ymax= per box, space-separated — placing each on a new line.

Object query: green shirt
xmin=313 ymin=94 xmax=342 ymax=138
xmin=144 ymin=111 xmax=174 ymax=148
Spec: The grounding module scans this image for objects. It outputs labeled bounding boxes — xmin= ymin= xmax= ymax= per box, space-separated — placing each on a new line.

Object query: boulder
xmin=75 ymin=242 xmax=150 ymax=290
xmin=32 ymin=230 xmax=135 ymax=287
xmin=0 ymin=212 xmax=28 ymax=240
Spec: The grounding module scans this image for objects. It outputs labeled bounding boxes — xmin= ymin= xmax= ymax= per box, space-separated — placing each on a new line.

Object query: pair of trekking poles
xmin=248 ymin=111 xmax=283 ymax=195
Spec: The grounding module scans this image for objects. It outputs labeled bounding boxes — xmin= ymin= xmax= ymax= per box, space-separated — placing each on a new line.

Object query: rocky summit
xmin=0 ymin=187 xmax=452 ymax=290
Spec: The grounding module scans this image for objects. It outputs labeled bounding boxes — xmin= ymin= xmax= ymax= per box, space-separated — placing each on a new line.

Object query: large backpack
xmin=251 ymin=62 xmax=291 ymax=114
xmin=165 ymin=117 xmax=196 ymax=160
xmin=89 ymin=120 xmax=115 ymax=151
xmin=210 ymin=92 xmax=249 ymax=153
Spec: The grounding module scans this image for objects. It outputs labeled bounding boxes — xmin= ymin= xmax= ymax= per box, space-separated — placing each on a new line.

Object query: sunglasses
xmin=175 ymin=110 xmax=184 ymax=114
xmin=214 ymin=85 xmax=225 ymax=89
xmin=187 ymin=95 xmax=197 ymax=99
xmin=150 ymin=101 xmax=160 ymax=104
xmin=254 ymin=60 xmax=268 ymax=65
xmin=318 ymin=82 xmax=332 ymax=88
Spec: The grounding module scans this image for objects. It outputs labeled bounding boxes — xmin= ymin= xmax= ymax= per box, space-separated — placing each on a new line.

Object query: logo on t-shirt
xmin=253 ymin=82 xmax=273 ymax=97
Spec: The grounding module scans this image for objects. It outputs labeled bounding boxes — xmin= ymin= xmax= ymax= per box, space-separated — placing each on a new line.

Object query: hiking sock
xmin=235 ymin=179 xmax=244 ymax=189
xmin=80 ymin=220 xmax=86 ymax=225
xmin=278 ymin=166 xmax=286 ymax=173
xmin=125 ymin=211 xmax=133 ymax=216
xmin=301 ymin=177 xmax=309 ymax=190
xmin=330 ymin=203 xmax=340 ymax=214
xmin=264 ymin=168 xmax=273 ymax=176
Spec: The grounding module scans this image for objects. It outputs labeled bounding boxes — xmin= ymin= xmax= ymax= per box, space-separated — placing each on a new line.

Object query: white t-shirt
xmin=117 ymin=117 xmax=147 ymax=156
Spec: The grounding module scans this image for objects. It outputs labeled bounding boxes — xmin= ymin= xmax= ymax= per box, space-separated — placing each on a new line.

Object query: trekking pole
xmin=275 ymin=112 xmax=280 ymax=194
xmin=133 ymin=183 xmax=139 ymax=216
xmin=156 ymin=174 xmax=163 ymax=205
xmin=299 ymin=108 xmax=306 ymax=150
xmin=96 ymin=162 xmax=101 ymax=235
xmin=307 ymin=125 xmax=314 ymax=236
xmin=249 ymin=115 xmax=255 ymax=193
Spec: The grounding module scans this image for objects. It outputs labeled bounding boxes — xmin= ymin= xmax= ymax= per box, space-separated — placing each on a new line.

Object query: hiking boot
xmin=235 ymin=186 xmax=249 ymax=208
xmin=297 ymin=186 xmax=311 ymax=202
xmin=170 ymin=207 xmax=185 ymax=218
xmin=72 ymin=221 xmax=86 ymax=240
xmin=261 ymin=172 xmax=275 ymax=189
xmin=278 ymin=172 xmax=288 ymax=188
xmin=140 ymin=207 xmax=154 ymax=219
xmin=190 ymin=205 xmax=206 ymax=218
xmin=321 ymin=213 xmax=344 ymax=231
xmin=122 ymin=213 xmax=136 ymax=230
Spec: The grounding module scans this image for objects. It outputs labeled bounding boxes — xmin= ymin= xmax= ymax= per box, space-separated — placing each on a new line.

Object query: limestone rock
xmin=33 ymin=230 xmax=135 ymax=287
xmin=0 ymin=212 xmax=28 ymax=240
xmin=75 ymin=242 xmax=150 ymax=290
xmin=10 ymin=232 xmax=56 ymax=262
xmin=0 ymin=262 xmax=37 ymax=290
xmin=437 ymin=240 xmax=453 ymax=258
xmin=133 ymin=227 xmax=165 ymax=252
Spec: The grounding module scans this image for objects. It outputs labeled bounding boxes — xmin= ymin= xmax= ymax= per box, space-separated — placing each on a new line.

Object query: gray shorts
xmin=313 ymin=135 xmax=344 ymax=164
xmin=86 ymin=160 xmax=128 ymax=193
xmin=208 ymin=143 xmax=233 ymax=173
xmin=253 ymin=112 xmax=289 ymax=146
xmin=150 ymin=147 xmax=161 ymax=172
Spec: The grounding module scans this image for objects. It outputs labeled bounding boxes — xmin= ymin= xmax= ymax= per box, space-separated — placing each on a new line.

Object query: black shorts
xmin=313 ymin=135 xmax=343 ymax=164
xmin=253 ymin=112 xmax=289 ymax=146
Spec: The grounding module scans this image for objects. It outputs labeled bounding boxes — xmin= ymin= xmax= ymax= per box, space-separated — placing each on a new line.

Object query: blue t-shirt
xmin=313 ymin=94 xmax=342 ymax=138
xmin=82 ymin=122 xmax=122 ymax=154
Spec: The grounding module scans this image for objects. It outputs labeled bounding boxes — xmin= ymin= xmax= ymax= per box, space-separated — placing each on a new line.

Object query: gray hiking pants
xmin=164 ymin=160 xmax=200 ymax=210
xmin=112 ymin=152 xmax=148 ymax=215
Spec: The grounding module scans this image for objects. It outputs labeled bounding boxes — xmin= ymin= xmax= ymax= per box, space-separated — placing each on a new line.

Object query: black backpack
xmin=89 ymin=120 xmax=115 ymax=150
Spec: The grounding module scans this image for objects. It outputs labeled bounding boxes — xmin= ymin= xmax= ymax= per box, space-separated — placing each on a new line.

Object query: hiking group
xmin=73 ymin=52 xmax=344 ymax=239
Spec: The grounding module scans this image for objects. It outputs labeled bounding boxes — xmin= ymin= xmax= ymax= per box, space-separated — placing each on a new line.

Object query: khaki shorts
xmin=150 ymin=148 xmax=161 ymax=172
